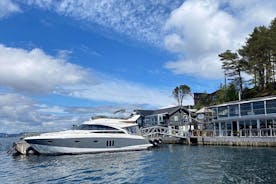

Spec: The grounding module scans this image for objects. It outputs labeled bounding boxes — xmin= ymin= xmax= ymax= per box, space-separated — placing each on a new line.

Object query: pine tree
xmin=218 ymin=50 xmax=245 ymax=93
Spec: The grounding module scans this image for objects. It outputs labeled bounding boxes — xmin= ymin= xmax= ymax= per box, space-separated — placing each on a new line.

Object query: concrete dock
xmin=195 ymin=136 xmax=276 ymax=147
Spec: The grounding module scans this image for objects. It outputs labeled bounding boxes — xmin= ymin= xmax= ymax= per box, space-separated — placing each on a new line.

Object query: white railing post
xmin=168 ymin=126 xmax=172 ymax=135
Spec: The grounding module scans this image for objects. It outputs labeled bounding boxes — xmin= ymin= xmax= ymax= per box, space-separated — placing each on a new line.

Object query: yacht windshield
xmin=77 ymin=124 xmax=118 ymax=131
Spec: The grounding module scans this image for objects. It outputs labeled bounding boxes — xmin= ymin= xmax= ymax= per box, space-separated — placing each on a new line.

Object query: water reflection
xmin=8 ymin=150 xmax=152 ymax=184
xmin=1 ymin=138 xmax=276 ymax=184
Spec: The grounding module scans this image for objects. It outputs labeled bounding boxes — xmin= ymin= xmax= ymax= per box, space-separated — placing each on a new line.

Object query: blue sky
xmin=0 ymin=0 xmax=275 ymax=133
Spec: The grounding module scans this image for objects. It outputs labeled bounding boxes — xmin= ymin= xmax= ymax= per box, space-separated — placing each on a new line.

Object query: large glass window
xmin=229 ymin=105 xmax=239 ymax=117
xmin=240 ymin=103 xmax=252 ymax=116
xmin=211 ymin=108 xmax=218 ymax=119
xmin=266 ymin=100 xmax=276 ymax=114
xmin=221 ymin=122 xmax=226 ymax=130
xmin=251 ymin=120 xmax=257 ymax=129
xmin=245 ymin=120 xmax=251 ymax=129
xmin=260 ymin=119 xmax=266 ymax=129
xmin=226 ymin=122 xmax=231 ymax=130
xmin=253 ymin=101 xmax=265 ymax=115
xmin=218 ymin=106 xmax=228 ymax=118
xmin=215 ymin=123 xmax=219 ymax=136
xmin=273 ymin=120 xmax=276 ymax=128
xmin=239 ymin=120 xmax=245 ymax=129
xmin=267 ymin=119 xmax=273 ymax=128
xmin=226 ymin=122 xmax=231 ymax=136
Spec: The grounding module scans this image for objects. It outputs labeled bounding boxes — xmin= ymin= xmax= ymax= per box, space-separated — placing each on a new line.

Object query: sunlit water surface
xmin=1 ymin=137 xmax=276 ymax=184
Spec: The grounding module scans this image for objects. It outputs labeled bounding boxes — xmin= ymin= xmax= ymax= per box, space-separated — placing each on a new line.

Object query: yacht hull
xmin=28 ymin=143 xmax=151 ymax=155
xmin=25 ymin=136 xmax=152 ymax=155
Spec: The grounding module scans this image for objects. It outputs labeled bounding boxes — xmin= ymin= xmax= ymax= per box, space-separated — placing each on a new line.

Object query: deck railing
xmin=240 ymin=128 xmax=276 ymax=137
xmin=210 ymin=128 xmax=276 ymax=137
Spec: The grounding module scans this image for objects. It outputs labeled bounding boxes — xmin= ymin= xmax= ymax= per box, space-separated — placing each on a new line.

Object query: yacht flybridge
xmin=24 ymin=118 xmax=152 ymax=155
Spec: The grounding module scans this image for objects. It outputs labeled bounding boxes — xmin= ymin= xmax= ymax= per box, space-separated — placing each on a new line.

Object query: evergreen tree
xmin=219 ymin=50 xmax=245 ymax=93
xmin=239 ymin=26 xmax=272 ymax=90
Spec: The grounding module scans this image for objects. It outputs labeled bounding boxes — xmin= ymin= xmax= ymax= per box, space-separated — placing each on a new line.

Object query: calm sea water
xmin=1 ymin=137 xmax=276 ymax=184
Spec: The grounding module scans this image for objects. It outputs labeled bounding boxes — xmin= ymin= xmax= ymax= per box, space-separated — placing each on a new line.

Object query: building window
xmin=253 ymin=101 xmax=265 ymax=115
xmin=211 ymin=108 xmax=217 ymax=119
xmin=266 ymin=100 xmax=276 ymax=114
xmin=159 ymin=115 xmax=163 ymax=122
xmin=245 ymin=120 xmax=251 ymax=129
xmin=218 ymin=106 xmax=228 ymax=118
xmin=260 ymin=119 xmax=266 ymax=129
xmin=226 ymin=122 xmax=231 ymax=136
xmin=251 ymin=120 xmax=257 ymax=129
xmin=221 ymin=122 xmax=225 ymax=130
xmin=273 ymin=120 xmax=276 ymax=128
xmin=229 ymin=105 xmax=239 ymax=117
xmin=240 ymin=103 xmax=252 ymax=116
xmin=239 ymin=120 xmax=245 ymax=130
xmin=174 ymin=115 xmax=179 ymax=122
xmin=267 ymin=119 xmax=273 ymax=128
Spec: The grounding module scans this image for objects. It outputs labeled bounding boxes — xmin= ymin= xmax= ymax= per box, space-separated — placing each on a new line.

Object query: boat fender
xmin=26 ymin=147 xmax=38 ymax=155
xmin=153 ymin=139 xmax=159 ymax=147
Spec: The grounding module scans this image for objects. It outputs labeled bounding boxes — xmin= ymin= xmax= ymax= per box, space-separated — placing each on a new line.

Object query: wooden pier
xmin=140 ymin=126 xmax=276 ymax=147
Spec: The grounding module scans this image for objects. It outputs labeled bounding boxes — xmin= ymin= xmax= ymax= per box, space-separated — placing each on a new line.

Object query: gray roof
xmin=135 ymin=106 xmax=191 ymax=116
xmin=209 ymin=95 xmax=276 ymax=108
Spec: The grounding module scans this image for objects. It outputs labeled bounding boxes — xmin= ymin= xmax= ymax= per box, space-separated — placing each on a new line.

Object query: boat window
xmin=77 ymin=124 xmax=118 ymax=131
xmin=93 ymin=131 xmax=125 ymax=134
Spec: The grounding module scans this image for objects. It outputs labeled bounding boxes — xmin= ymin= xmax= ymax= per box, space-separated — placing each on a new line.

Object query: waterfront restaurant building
xmin=134 ymin=106 xmax=196 ymax=131
xmin=208 ymin=96 xmax=276 ymax=137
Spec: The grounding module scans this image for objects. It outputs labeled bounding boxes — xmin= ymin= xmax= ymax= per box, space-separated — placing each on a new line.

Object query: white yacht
xmin=24 ymin=118 xmax=152 ymax=155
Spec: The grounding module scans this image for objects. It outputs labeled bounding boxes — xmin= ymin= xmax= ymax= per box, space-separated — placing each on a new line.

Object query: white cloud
xmin=0 ymin=93 xmax=95 ymax=133
xmin=0 ymin=92 xmax=167 ymax=133
xmin=164 ymin=33 xmax=186 ymax=53
xmin=56 ymin=49 xmax=72 ymax=60
xmin=0 ymin=44 xmax=94 ymax=93
xmin=0 ymin=93 xmax=65 ymax=133
xmin=164 ymin=0 xmax=237 ymax=55
xmin=165 ymin=53 xmax=223 ymax=79
xmin=23 ymin=0 xmax=183 ymax=46
xmin=16 ymin=0 xmax=276 ymax=80
xmin=163 ymin=0 xmax=276 ymax=79
xmin=0 ymin=0 xmax=21 ymax=18
xmin=0 ymin=44 xmax=178 ymax=107
xmin=61 ymin=79 xmax=175 ymax=107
